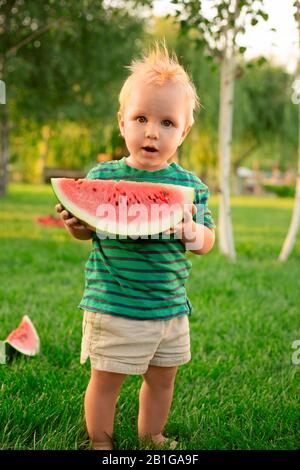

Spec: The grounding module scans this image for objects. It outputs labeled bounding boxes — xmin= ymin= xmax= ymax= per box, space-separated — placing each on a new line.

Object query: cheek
xmin=125 ymin=123 xmax=139 ymax=136
xmin=123 ymin=125 xmax=140 ymax=147
xmin=166 ymin=129 xmax=183 ymax=147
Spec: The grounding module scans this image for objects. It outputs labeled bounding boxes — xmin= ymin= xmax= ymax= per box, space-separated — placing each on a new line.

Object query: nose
xmin=145 ymin=122 xmax=159 ymax=140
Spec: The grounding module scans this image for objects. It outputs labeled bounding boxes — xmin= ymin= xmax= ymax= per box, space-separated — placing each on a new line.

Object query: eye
xmin=137 ymin=116 xmax=147 ymax=123
xmin=162 ymin=119 xmax=173 ymax=127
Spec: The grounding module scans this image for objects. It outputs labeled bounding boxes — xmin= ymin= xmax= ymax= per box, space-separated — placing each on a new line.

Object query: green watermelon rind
xmin=5 ymin=315 xmax=40 ymax=357
xmin=51 ymin=178 xmax=195 ymax=236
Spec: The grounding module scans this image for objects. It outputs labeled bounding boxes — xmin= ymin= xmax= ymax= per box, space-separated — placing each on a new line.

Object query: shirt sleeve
xmin=192 ymin=180 xmax=216 ymax=229
xmin=85 ymin=166 xmax=100 ymax=180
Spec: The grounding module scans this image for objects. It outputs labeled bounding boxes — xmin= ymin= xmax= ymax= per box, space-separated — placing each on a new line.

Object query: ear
xmin=118 ymin=111 xmax=125 ymax=137
xmin=179 ymin=124 xmax=191 ymax=146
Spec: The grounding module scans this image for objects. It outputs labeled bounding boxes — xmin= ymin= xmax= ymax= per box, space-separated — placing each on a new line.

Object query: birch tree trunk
xmin=173 ymin=0 xmax=267 ymax=261
xmin=218 ymin=45 xmax=236 ymax=261
xmin=278 ymin=104 xmax=300 ymax=261
xmin=0 ymin=56 xmax=9 ymax=197
xmin=278 ymin=1 xmax=300 ymax=262
xmin=0 ymin=105 xmax=9 ymax=197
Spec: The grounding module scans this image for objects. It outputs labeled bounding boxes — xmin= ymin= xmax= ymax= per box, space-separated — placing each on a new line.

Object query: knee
xmin=143 ymin=366 xmax=177 ymax=389
xmin=90 ymin=368 xmax=127 ymax=392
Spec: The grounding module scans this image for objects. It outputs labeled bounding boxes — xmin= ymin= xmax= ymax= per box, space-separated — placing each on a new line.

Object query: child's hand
xmin=55 ymin=203 xmax=88 ymax=230
xmin=163 ymin=203 xmax=197 ymax=237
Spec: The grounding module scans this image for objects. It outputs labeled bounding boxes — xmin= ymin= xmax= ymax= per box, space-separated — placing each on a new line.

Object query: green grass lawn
xmin=0 ymin=183 xmax=299 ymax=450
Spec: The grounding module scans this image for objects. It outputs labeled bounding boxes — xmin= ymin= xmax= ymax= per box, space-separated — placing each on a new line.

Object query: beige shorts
xmin=80 ymin=310 xmax=191 ymax=375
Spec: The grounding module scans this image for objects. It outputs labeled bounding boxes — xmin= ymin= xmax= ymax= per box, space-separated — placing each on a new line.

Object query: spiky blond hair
xmin=118 ymin=40 xmax=200 ymax=128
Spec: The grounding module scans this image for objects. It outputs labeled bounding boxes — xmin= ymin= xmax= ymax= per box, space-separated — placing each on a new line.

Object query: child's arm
xmin=55 ymin=203 xmax=93 ymax=240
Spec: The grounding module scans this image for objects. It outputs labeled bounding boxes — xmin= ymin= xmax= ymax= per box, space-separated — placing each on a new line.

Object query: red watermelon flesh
xmin=51 ymin=178 xmax=194 ymax=236
xmin=36 ymin=214 xmax=64 ymax=227
xmin=6 ymin=315 xmax=40 ymax=356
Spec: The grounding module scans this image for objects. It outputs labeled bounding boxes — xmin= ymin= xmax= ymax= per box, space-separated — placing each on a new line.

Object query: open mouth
xmin=142 ymin=146 xmax=158 ymax=153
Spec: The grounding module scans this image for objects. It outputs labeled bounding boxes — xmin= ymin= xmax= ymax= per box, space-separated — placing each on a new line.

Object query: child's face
xmin=118 ymin=81 xmax=191 ymax=171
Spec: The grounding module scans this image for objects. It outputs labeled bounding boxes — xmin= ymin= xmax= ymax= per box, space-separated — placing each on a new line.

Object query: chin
xmin=139 ymin=157 xmax=156 ymax=165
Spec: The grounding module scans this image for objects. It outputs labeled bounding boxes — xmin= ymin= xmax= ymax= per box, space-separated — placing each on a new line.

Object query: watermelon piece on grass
xmin=51 ymin=178 xmax=195 ymax=237
xmin=5 ymin=315 xmax=40 ymax=357
xmin=36 ymin=214 xmax=64 ymax=228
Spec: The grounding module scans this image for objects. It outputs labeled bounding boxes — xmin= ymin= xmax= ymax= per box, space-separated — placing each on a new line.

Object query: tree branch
xmin=233 ymin=141 xmax=259 ymax=170
xmin=5 ymin=17 xmax=66 ymax=57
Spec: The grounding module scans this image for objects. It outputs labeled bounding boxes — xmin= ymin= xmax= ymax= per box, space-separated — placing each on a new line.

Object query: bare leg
xmin=84 ymin=368 xmax=127 ymax=450
xmin=138 ymin=365 xmax=178 ymax=446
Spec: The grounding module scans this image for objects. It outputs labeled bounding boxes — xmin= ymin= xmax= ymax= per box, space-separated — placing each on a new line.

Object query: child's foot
xmin=92 ymin=437 xmax=113 ymax=451
xmin=92 ymin=443 xmax=113 ymax=450
xmin=141 ymin=433 xmax=178 ymax=450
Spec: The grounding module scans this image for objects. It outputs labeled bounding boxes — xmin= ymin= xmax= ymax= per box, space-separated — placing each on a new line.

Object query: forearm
xmin=64 ymin=223 xmax=94 ymax=240
xmin=180 ymin=221 xmax=215 ymax=255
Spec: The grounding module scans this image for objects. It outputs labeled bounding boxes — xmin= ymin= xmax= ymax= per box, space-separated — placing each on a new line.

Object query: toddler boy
xmin=56 ymin=42 xmax=215 ymax=450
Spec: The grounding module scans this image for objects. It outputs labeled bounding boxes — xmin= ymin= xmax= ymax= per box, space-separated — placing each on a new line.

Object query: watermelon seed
xmin=92 ymin=188 xmax=97 ymax=192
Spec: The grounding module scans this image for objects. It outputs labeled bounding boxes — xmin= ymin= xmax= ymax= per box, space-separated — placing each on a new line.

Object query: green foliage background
xmin=1 ymin=1 xmax=297 ymax=185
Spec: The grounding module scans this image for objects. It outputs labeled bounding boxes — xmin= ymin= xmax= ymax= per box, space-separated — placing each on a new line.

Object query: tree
xmin=278 ymin=0 xmax=300 ymax=262
xmin=170 ymin=0 xmax=268 ymax=260
xmin=0 ymin=0 xmax=68 ymax=196
xmin=232 ymin=62 xmax=293 ymax=193
xmin=0 ymin=0 xmax=152 ymax=196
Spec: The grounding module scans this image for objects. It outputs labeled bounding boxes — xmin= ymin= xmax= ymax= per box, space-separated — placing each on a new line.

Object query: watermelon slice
xmin=5 ymin=315 xmax=40 ymax=356
xmin=51 ymin=178 xmax=194 ymax=237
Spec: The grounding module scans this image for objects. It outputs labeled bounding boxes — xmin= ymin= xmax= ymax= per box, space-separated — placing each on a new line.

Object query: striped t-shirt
xmin=78 ymin=156 xmax=215 ymax=320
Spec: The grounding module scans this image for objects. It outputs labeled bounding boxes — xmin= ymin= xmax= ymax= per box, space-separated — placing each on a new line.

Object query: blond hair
xmin=118 ymin=40 xmax=200 ymax=128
